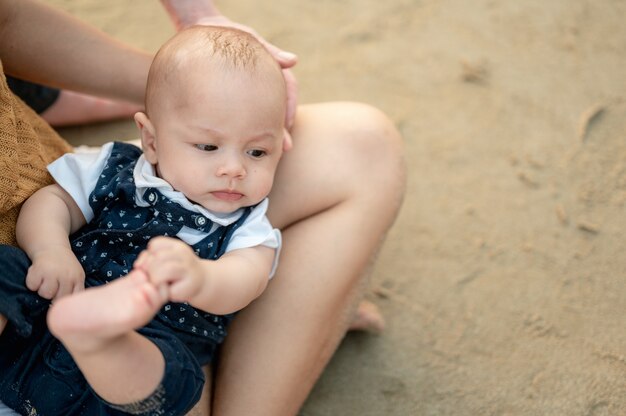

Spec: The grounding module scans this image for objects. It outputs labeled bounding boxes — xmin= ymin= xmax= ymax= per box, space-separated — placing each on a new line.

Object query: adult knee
xmin=340 ymin=102 xmax=403 ymax=158
xmin=336 ymin=102 xmax=406 ymax=199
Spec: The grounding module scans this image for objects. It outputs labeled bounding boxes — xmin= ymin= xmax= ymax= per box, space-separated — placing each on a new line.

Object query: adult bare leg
xmin=41 ymin=90 xmax=141 ymax=127
xmin=212 ymin=102 xmax=405 ymax=415
xmin=187 ymin=367 xmax=213 ymax=416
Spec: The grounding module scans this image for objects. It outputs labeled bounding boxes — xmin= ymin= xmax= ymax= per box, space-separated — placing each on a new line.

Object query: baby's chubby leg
xmin=47 ymin=270 xmax=169 ymax=406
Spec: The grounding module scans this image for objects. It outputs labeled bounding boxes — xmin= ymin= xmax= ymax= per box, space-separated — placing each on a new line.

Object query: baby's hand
xmin=26 ymin=246 xmax=85 ymax=300
xmin=134 ymin=237 xmax=205 ymax=303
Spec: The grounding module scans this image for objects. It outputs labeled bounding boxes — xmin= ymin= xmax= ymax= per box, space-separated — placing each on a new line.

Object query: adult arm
xmin=0 ymin=0 xmax=151 ymax=104
xmin=160 ymin=0 xmax=221 ymax=30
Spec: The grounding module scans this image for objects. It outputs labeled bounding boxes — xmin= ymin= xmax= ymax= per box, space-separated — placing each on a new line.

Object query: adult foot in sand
xmin=349 ymin=300 xmax=386 ymax=333
xmin=47 ymin=270 xmax=166 ymax=353
xmin=41 ymin=90 xmax=141 ymax=127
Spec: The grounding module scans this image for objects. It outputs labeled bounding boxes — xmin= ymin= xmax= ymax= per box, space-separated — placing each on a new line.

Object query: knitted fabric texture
xmin=0 ymin=59 xmax=73 ymax=246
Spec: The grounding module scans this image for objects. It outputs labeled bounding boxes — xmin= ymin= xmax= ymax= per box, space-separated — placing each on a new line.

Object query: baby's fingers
xmin=55 ymin=275 xmax=84 ymax=300
xmin=37 ymin=277 xmax=59 ymax=300
xmin=146 ymin=236 xmax=178 ymax=250
xmin=55 ymin=280 xmax=75 ymax=299
xmin=134 ymin=250 xmax=150 ymax=270
xmin=25 ymin=268 xmax=43 ymax=292
xmin=168 ymin=277 xmax=198 ymax=303
xmin=146 ymin=261 xmax=182 ymax=287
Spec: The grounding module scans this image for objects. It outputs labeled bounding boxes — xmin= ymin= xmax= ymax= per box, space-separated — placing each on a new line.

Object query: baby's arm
xmin=16 ymin=184 xmax=86 ymax=300
xmin=134 ymin=237 xmax=273 ymax=315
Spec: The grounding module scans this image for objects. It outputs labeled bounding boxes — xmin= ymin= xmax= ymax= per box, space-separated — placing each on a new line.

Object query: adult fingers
xmin=261 ymin=41 xmax=298 ymax=69
xmin=283 ymin=128 xmax=293 ymax=152
xmin=282 ymin=68 xmax=298 ymax=130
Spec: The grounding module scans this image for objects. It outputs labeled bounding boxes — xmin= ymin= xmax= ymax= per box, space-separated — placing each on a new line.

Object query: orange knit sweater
xmin=0 ymin=59 xmax=73 ymax=246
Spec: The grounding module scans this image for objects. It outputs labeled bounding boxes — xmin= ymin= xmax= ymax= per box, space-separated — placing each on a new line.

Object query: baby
xmin=0 ymin=25 xmax=286 ymax=415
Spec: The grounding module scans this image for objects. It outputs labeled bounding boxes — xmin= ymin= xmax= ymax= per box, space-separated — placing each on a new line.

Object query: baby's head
xmin=135 ymin=25 xmax=287 ymax=213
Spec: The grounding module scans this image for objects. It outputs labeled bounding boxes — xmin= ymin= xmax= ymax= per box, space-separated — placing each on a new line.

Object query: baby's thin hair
xmin=145 ymin=26 xmax=276 ymax=115
xmin=200 ymin=27 xmax=259 ymax=69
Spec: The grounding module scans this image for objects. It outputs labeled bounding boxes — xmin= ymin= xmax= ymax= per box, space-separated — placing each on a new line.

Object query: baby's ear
xmin=134 ymin=112 xmax=158 ymax=164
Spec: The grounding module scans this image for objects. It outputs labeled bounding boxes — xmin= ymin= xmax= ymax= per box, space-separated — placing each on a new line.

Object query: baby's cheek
xmin=257 ymin=172 xmax=275 ymax=196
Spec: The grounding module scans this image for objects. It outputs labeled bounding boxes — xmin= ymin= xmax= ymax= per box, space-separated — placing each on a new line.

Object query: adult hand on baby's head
xmin=190 ymin=15 xmax=299 ymax=135
xmin=134 ymin=236 xmax=205 ymax=304
xmin=26 ymin=246 xmax=85 ymax=300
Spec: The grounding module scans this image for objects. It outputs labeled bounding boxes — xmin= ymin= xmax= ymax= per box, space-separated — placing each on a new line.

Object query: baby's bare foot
xmin=348 ymin=300 xmax=385 ymax=333
xmin=47 ymin=271 xmax=167 ymax=352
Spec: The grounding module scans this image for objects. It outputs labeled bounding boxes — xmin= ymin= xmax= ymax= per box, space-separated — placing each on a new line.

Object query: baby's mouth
xmin=211 ymin=191 xmax=244 ymax=201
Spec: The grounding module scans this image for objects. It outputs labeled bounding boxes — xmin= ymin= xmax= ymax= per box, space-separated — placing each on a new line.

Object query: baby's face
xmin=148 ymin=67 xmax=286 ymax=213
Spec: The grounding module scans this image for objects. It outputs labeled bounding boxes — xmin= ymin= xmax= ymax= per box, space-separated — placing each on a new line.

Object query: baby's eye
xmin=247 ymin=149 xmax=266 ymax=158
xmin=196 ymin=144 xmax=217 ymax=152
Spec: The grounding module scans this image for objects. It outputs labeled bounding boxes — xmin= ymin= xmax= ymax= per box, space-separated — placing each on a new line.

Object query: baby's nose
xmin=216 ymin=154 xmax=246 ymax=178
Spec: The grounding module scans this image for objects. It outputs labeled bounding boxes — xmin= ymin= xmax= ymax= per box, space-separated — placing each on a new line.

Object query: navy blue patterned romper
xmin=0 ymin=142 xmax=252 ymax=415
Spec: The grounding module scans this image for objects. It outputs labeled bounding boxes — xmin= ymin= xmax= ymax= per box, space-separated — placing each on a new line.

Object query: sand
xmin=45 ymin=1 xmax=626 ymax=415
